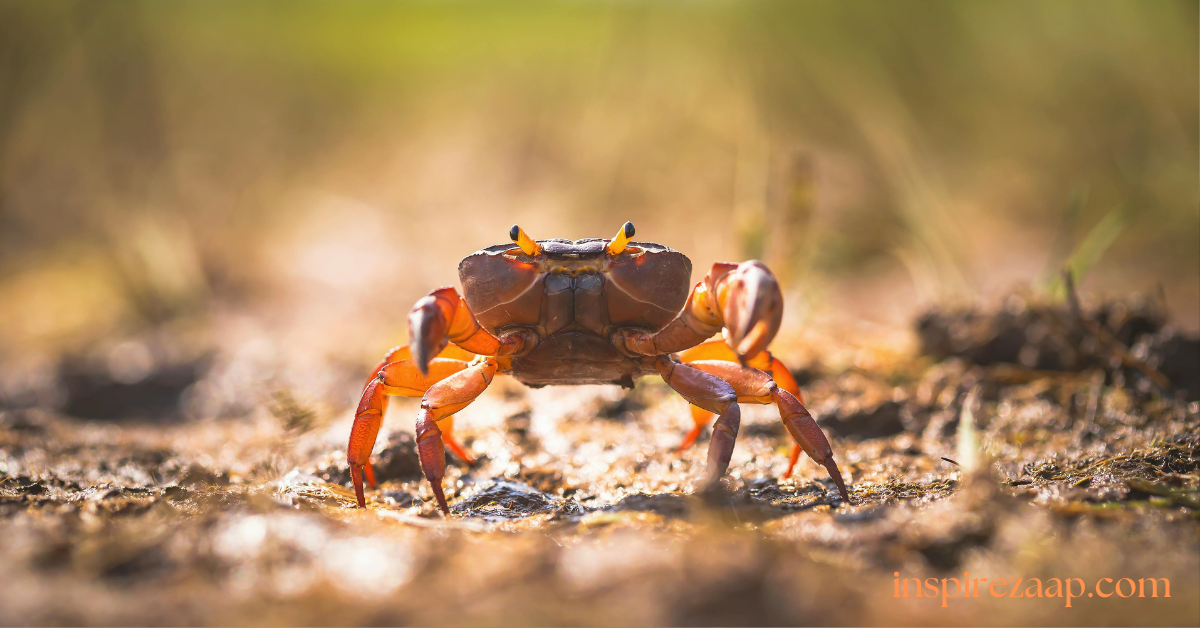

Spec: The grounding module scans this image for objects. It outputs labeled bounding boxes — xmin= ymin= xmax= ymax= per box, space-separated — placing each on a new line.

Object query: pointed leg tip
xmin=833 ymin=484 xmax=851 ymax=504
xmin=430 ymin=482 xmax=450 ymax=515
xmin=699 ymin=475 xmax=727 ymax=498
xmin=443 ymin=436 xmax=477 ymax=466
xmin=678 ymin=423 xmax=704 ymax=453
xmin=822 ymin=459 xmax=851 ymax=504
xmin=363 ymin=465 xmax=377 ymax=489
xmin=350 ymin=465 xmax=367 ymax=508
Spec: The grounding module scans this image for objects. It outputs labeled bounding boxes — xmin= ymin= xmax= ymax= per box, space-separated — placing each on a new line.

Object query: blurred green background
xmin=1 ymin=0 xmax=1196 ymax=362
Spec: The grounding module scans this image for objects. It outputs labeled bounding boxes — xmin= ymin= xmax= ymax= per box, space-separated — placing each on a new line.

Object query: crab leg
xmin=772 ymin=387 xmax=849 ymax=501
xmin=364 ymin=344 xmax=478 ymax=388
xmin=655 ymin=357 xmax=742 ymax=485
xmin=683 ymin=359 xmax=849 ymax=501
xmin=347 ymin=356 xmax=474 ymax=507
xmin=677 ymin=339 xmax=807 ymax=478
xmin=616 ymin=260 xmax=784 ymax=363
xmin=765 ymin=357 xmax=805 ymax=477
xmin=415 ymin=358 xmax=499 ymax=514
xmin=361 ymin=343 xmax=480 ymax=425
xmin=408 ymin=286 xmax=531 ymax=375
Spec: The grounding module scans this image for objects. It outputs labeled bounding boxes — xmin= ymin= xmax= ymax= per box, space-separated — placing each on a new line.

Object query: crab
xmin=346 ymin=222 xmax=849 ymax=513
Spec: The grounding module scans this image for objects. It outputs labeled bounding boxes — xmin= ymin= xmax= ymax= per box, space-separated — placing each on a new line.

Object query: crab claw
xmin=720 ymin=261 xmax=784 ymax=363
xmin=771 ymin=386 xmax=850 ymax=502
xmin=408 ymin=295 xmax=452 ymax=376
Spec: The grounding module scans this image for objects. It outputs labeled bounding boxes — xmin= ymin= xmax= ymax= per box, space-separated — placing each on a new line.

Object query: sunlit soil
xmin=0 ymin=297 xmax=1197 ymax=626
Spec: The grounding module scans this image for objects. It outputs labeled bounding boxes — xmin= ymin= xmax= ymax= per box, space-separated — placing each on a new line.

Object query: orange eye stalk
xmin=606 ymin=221 xmax=636 ymax=255
xmin=509 ymin=224 xmax=542 ymax=256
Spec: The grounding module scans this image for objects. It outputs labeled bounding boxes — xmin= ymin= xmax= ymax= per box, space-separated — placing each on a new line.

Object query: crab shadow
xmin=591 ymin=480 xmax=845 ymax=524
xmin=442 ymin=476 xmax=844 ymax=523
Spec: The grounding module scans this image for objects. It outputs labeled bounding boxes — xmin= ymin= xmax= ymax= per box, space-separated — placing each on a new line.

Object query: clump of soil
xmin=917 ymin=293 xmax=1197 ymax=400
xmin=0 ymin=294 xmax=1197 ymax=625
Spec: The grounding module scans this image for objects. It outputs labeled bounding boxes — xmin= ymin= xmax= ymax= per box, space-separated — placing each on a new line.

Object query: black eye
xmin=509 ymin=225 xmax=520 ymax=241
xmin=623 ymin=221 xmax=635 ymax=238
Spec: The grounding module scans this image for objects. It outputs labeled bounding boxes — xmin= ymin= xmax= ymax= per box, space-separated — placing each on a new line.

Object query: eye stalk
xmin=606 ymin=221 xmax=636 ymax=255
xmin=509 ymin=224 xmax=542 ymax=256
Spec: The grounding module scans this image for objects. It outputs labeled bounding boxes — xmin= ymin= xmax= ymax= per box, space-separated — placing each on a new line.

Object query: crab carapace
xmin=346 ymin=222 xmax=849 ymax=513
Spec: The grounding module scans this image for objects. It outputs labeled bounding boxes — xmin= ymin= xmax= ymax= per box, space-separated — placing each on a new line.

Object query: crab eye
xmin=606 ymin=221 xmax=635 ymax=255
xmin=509 ymin=224 xmax=542 ymax=256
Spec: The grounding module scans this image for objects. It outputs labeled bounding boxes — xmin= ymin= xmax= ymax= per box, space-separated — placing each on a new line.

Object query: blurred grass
xmin=0 ymin=0 xmax=1196 ymax=357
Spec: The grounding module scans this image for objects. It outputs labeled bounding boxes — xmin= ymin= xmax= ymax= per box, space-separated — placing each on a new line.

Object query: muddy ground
xmin=1 ymin=294 xmax=1197 ymax=626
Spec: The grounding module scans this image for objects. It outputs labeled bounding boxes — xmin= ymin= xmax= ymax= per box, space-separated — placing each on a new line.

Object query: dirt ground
xmin=0 ymin=294 xmax=1197 ymax=626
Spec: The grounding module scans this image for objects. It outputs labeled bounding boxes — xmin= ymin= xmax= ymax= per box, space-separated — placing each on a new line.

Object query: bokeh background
xmin=1 ymin=0 xmax=1197 ymax=368
xmin=0 ymin=2 xmax=1198 ymax=626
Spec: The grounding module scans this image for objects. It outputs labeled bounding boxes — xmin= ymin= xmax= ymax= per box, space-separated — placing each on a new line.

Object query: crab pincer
xmin=408 ymin=295 xmax=454 ymax=376
xmin=614 ymin=259 xmax=785 ymax=363
xmin=408 ymin=287 xmax=528 ymax=376
xmin=719 ymin=261 xmax=785 ymax=363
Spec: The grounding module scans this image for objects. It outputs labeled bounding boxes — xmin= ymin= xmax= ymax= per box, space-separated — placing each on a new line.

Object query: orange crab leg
xmin=362 ymin=461 xmax=377 ymax=488
xmin=415 ymin=359 xmax=499 ymax=514
xmin=684 ymin=359 xmax=848 ymax=501
xmin=347 ymin=357 xmax=473 ymax=507
xmin=349 ymin=378 xmax=385 ymax=507
xmin=678 ymin=407 xmax=708 ymax=453
xmin=362 ymin=344 xmax=479 ymax=419
xmin=364 ymin=344 xmax=478 ymax=389
xmin=656 ymin=357 xmax=742 ymax=485
xmin=785 ymin=445 xmax=802 ymax=480
xmin=617 ymin=260 xmax=783 ymax=363
xmin=679 ymin=337 xmax=772 ymax=370
xmin=436 ymin=416 xmax=474 ymax=464
xmin=678 ymin=340 xmax=774 ymax=449
xmin=676 ymin=339 xmax=806 ymax=478
xmin=765 ymin=358 xmax=807 ymax=479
